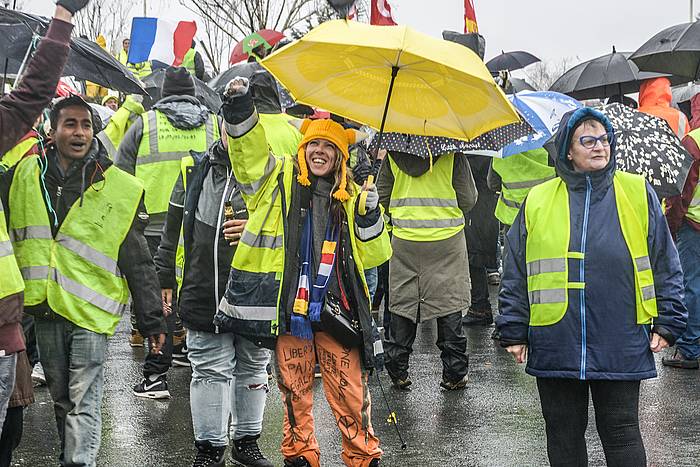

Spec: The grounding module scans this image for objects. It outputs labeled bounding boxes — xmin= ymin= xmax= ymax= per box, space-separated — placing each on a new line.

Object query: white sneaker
xmin=31 ymin=363 xmax=46 ymax=387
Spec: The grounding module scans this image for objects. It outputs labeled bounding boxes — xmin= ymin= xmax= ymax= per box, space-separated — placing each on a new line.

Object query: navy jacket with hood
xmin=496 ymin=107 xmax=687 ymax=380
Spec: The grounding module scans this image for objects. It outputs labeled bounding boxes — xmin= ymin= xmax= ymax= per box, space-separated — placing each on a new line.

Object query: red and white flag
xmin=464 ymin=0 xmax=479 ymax=33
xmin=370 ymin=0 xmax=396 ymax=26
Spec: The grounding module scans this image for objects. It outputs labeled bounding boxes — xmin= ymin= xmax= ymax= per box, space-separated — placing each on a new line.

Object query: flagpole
xmin=143 ymin=0 xmax=147 ymax=16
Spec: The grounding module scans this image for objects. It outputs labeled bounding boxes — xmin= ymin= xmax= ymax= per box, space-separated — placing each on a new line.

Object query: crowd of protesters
xmin=2 ymin=1 xmax=700 ymax=467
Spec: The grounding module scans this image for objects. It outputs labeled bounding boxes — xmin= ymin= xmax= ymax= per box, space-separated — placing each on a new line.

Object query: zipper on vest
xmin=579 ymin=175 xmax=592 ymax=380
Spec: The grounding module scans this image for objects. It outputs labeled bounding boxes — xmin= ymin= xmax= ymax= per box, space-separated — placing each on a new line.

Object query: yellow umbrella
xmin=261 ymin=19 xmax=521 ymax=142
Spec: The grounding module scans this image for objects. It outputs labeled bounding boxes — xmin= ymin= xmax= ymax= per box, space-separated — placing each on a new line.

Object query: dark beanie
xmin=162 ymin=66 xmax=195 ymax=97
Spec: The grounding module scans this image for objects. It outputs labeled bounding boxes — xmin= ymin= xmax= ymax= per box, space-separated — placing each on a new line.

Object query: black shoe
xmin=369 ymin=458 xmax=381 ymax=467
xmin=440 ymin=373 xmax=468 ymax=390
xmin=192 ymin=440 xmax=226 ymax=467
xmin=490 ymin=328 xmax=502 ymax=340
xmin=133 ymin=375 xmax=171 ymax=399
xmin=230 ymin=435 xmax=273 ymax=467
xmin=173 ymin=342 xmax=191 ymax=367
xmin=662 ymin=350 xmax=700 ymax=369
xmin=387 ymin=372 xmax=412 ymax=390
xmin=462 ymin=308 xmax=493 ymax=326
xmin=283 ymin=456 xmax=311 ymax=467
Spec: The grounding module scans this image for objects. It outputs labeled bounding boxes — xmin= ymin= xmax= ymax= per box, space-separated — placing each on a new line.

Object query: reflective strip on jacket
xmin=0 ymin=198 xmax=24 ymax=300
xmin=8 ymin=155 xmax=143 ymax=335
xmin=135 ymin=110 xmax=218 ymax=215
xmin=525 ymin=172 xmax=657 ymax=327
xmin=219 ymin=115 xmax=392 ymax=341
xmin=387 ymin=153 xmax=464 ymax=242
xmin=492 ymin=148 xmax=555 ymax=225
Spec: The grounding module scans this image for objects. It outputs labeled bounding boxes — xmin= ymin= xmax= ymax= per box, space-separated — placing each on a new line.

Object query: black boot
xmin=462 ymin=308 xmax=493 ymax=326
xmin=231 ymin=435 xmax=273 ymax=467
xmin=192 ymin=441 xmax=226 ymax=467
xmin=283 ymin=456 xmax=312 ymax=467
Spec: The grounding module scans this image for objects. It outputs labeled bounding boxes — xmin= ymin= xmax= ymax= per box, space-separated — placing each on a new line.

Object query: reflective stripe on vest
xmin=0 ymin=198 xmax=24 ymax=299
xmin=685 ymin=130 xmax=700 ymax=223
xmin=388 ymin=154 xmax=464 ymax=242
xmin=135 ymin=111 xmax=218 ymax=215
xmin=97 ymin=132 xmax=118 ymax=158
xmin=492 ymin=148 xmax=555 ymax=225
xmin=9 ymin=156 xmax=143 ymax=335
xmin=678 ymin=113 xmax=687 ymax=139
xmin=524 ymin=172 xmax=657 ymax=327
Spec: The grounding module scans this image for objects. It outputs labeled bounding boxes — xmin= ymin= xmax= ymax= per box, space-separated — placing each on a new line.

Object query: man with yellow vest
xmin=496 ymin=108 xmax=686 ymax=466
xmin=181 ymin=40 xmax=205 ymax=81
xmin=116 ymin=66 xmax=219 ymax=396
xmin=489 ymin=147 xmax=556 ymax=226
xmin=0 ymin=95 xmax=166 ymax=464
xmin=118 ymin=37 xmax=152 ymax=80
xmin=377 ymin=149 xmax=477 ymax=390
xmin=96 ymin=94 xmax=145 ymax=158
xmin=665 ymin=122 xmax=700 ymax=369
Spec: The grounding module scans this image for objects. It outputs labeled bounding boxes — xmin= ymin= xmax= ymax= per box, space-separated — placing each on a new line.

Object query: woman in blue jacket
xmin=496 ymin=107 xmax=687 ymax=466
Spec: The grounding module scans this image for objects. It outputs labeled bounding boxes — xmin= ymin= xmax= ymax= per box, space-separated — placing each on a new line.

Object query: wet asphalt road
xmin=13 ymin=286 xmax=700 ymax=466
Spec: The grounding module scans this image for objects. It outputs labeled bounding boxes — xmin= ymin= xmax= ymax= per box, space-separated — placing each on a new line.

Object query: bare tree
xmin=178 ymin=1 xmax=232 ymax=75
xmin=74 ymin=1 xmax=136 ymax=54
xmin=179 ymin=0 xmax=330 ymax=43
xmin=525 ymin=57 xmax=574 ymax=91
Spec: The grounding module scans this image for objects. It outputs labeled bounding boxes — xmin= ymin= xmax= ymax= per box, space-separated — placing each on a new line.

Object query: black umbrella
xmin=0 ymin=8 xmax=145 ymax=94
xmin=549 ymin=47 xmax=687 ymax=100
xmin=672 ymin=82 xmax=700 ymax=104
xmin=503 ymin=77 xmax=536 ymax=93
xmin=142 ymin=69 xmax=221 ymax=112
xmin=486 ymin=50 xmax=540 ymax=73
xmin=367 ymin=119 xmax=535 ymax=159
xmin=599 ymin=102 xmax=692 ymax=198
xmin=630 ymin=22 xmax=700 ymax=79
xmin=208 ymin=62 xmax=264 ymax=93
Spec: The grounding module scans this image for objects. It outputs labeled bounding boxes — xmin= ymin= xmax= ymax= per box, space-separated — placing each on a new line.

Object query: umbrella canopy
xmin=229 ymin=29 xmax=285 ymax=64
xmin=366 ymin=119 xmax=535 ymax=159
xmin=142 ymin=69 xmax=221 ymax=112
xmin=503 ymin=77 xmax=535 ymax=93
xmin=208 ymin=62 xmax=264 ymax=93
xmin=0 ymin=9 xmax=145 ymax=94
xmin=500 ymin=91 xmax=582 ymax=157
xmin=630 ymin=22 xmax=700 ymax=79
xmin=549 ymin=48 xmax=686 ymax=100
xmin=600 ymin=102 xmax=692 ymax=198
xmin=260 ymin=19 xmax=521 ymax=142
xmin=672 ymin=82 xmax=700 ymax=104
xmin=486 ymin=50 xmax=540 ymax=74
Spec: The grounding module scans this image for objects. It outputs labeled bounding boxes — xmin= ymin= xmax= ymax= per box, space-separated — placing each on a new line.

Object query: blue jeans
xmin=365 ymin=267 xmax=378 ymax=304
xmin=187 ymin=329 xmax=270 ymax=446
xmin=35 ymin=317 xmax=107 ymax=467
xmin=0 ymin=353 xmax=17 ymax=438
xmin=677 ymin=224 xmax=700 ymax=359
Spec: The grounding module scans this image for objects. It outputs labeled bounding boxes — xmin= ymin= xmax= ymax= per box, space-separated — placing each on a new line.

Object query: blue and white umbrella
xmin=500 ymin=91 xmax=582 ymax=158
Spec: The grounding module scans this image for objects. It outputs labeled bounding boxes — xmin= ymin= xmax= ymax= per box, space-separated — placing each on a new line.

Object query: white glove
xmin=363 ymin=185 xmax=379 ymax=212
xmin=225 ymin=76 xmax=250 ymax=98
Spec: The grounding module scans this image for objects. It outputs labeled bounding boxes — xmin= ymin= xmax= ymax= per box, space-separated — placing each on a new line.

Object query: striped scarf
xmin=291 ymin=207 xmax=339 ymax=340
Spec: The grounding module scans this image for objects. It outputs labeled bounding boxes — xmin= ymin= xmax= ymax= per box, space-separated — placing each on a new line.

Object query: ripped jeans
xmin=187 ymin=328 xmax=271 ymax=445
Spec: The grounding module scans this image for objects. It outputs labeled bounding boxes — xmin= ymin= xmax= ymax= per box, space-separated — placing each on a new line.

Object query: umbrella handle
xmin=358 ymin=175 xmax=375 ymax=216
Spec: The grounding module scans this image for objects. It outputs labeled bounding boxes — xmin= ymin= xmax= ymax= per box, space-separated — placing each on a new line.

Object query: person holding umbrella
xmin=215 ymin=78 xmax=390 ymax=467
xmin=0 ymin=0 xmax=90 ymax=443
xmin=496 ymin=107 xmax=687 ymax=466
xmin=638 ymin=77 xmax=689 ymax=139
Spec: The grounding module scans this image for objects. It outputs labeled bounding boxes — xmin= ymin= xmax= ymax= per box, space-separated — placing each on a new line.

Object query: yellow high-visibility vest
xmin=9 ymin=156 xmax=143 ymax=335
xmin=0 ymin=198 xmax=24 ymax=301
xmin=524 ymin=172 xmax=657 ymax=326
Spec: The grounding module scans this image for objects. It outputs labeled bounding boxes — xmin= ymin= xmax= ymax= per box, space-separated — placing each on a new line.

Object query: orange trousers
xmin=275 ymin=332 xmax=382 ymax=467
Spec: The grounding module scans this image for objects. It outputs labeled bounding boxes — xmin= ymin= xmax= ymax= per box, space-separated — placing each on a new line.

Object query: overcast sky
xmin=29 ymin=0 xmax=695 ymax=65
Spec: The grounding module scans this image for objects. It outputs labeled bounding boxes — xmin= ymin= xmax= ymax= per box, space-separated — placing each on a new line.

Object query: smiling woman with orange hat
xmin=214 ymin=77 xmax=391 ymax=467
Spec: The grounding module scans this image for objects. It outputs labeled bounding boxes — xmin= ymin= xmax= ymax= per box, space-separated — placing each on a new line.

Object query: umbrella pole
xmin=375 ymin=65 xmax=400 ymax=153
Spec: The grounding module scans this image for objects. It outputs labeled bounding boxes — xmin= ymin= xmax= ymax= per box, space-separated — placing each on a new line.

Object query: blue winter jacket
xmin=496 ymin=108 xmax=687 ymax=380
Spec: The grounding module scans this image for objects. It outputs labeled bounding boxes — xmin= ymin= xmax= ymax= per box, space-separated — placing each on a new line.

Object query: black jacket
xmin=465 ymin=155 xmax=499 ymax=268
xmin=0 ymin=139 xmax=166 ymax=336
xmin=155 ymin=141 xmax=247 ymax=332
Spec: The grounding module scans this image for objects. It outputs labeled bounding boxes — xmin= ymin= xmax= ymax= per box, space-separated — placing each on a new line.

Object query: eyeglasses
xmin=578 ymin=133 xmax=613 ymax=149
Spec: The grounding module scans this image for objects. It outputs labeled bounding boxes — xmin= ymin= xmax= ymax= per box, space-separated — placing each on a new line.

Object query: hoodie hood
xmin=638 ymin=77 xmax=672 ymax=109
xmin=153 ymin=95 xmax=209 ymax=130
xmin=388 ymin=150 xmax=443 ymax=177
xmin=551 ymin=107 xmax=616 ymax=190
xmin=690 ymin=94 xmax=700 ymax=131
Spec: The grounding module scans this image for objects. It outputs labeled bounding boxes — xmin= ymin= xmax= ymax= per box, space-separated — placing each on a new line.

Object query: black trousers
xmin=536 ymin=378 xmax=646 ymax=467
xmin=469 ymin=265 xmax=491 ymax=311
xmin=0 ymin=406 xmax=23 ymax=467
xmin=384 ymin=311 xmax=468 ymax=382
